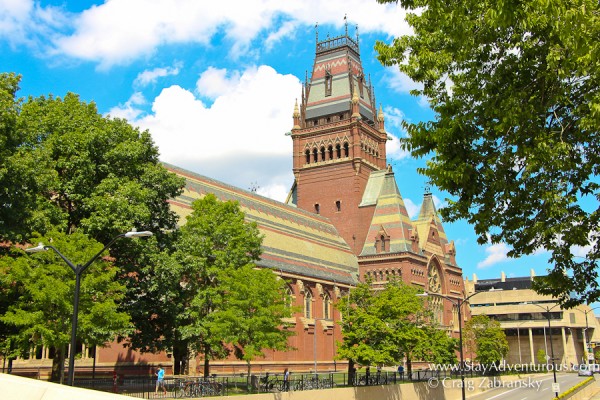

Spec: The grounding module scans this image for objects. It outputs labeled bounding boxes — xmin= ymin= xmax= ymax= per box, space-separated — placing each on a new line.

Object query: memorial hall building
xmin=12 ymin=29 xmax=467 ymax=375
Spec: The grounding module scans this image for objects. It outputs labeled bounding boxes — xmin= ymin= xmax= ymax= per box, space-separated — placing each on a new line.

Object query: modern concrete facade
xmin=465 ymin=271 xmax=600 ymax=367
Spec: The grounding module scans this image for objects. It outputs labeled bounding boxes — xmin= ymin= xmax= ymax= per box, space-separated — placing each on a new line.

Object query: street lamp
xmin=523 ymin=302 xmax=560 ymax=399
xmin=417 ymin=290 xmax=485 ymax=400
xmin=575 ymin=306 xmax=600 ymax=364
xmin=25 ymin=229 xmax=153 ymax=386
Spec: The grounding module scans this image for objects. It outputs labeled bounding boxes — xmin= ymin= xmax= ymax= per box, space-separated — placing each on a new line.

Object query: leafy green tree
xmin=0 ymin=74 xmax=185 ymax=374
xmin=376 ymin=0 xmax=600 ymax=306
xmin=464 ymin=315 xmax=509 ymax=368
xmin=0 ymin=231 xmax=131 ymax=382
xmin=336 ymin=280 xmax=457 ymax=378
xmin=126 ymin=194 xmax=264 ymax=376
xmin=537 ymin=348 xmax=547 ymax=365
xmin=213 ymin=265 xmax=295 ymax=381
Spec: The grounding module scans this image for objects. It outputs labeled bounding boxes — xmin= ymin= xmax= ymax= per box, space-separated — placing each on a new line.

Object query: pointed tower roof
xmin=302 ymin=25 xmax=376 ymax=125
xmin=414 ymin=191 xmax=450 ymax=254
xmin=360 ymin=166 xmax=415 ymax=256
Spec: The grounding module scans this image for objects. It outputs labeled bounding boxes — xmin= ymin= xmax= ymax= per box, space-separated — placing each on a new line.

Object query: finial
xmin=345 ymin=14 xmax=348 ymax=37
xmin=293 ymin=99 xmax=300 ymax=118
xmin=424 ymin=184 xmax=431 ymax=195
xmin=315 ymin=22 xmax=319 ymax=43
xmin=378 ymin=104 xmax=384 ymax=122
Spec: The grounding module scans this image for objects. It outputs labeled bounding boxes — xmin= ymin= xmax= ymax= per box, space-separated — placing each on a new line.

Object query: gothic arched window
xmin=304 ymin=290 xmax=313 ymax=319
xmin=323 ymin=292 xmax=332 ymax=320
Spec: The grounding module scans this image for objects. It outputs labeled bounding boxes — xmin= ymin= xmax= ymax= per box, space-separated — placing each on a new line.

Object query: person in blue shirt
xmin=155 ymin=365 xmax=167 ymax=395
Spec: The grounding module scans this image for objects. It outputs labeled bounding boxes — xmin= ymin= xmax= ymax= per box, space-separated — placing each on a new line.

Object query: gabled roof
xmin=360 ymin=167 xmax=415 ymax=256
xmin=414 ymin=192 xmax=449 ymax=255
xmin=164 ymin=163 xmax=358 ymax=286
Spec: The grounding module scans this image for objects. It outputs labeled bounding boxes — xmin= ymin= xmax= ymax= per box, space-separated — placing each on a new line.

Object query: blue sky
xmin=1 ymin=0 xmax=561 ymax=284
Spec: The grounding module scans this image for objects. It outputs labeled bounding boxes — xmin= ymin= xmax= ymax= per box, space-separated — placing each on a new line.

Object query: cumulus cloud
xmin=195 ymin=67 xmax=241 ymax=100
xmin=477 ymin=242 xmax=511 ymax=269
xmin=4 ymin=0 xmax=410 ymax=68
xmin=127 ymin=65 xmax=300 ymax=195
xmin=107 ymin=92 xmax=147 ymax=121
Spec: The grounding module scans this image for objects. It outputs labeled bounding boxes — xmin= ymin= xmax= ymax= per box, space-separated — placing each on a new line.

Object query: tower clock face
xmin=428 ymin=264 xmax=441 ymax=293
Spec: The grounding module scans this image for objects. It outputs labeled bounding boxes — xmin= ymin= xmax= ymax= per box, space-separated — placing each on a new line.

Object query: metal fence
xmin=6 ymin=368 xmax=484 ymax=398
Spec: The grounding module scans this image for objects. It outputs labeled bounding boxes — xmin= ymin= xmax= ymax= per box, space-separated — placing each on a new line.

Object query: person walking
xmin=155 ymin=365 xmax=167 ymax=396
xmin=283 ymin=368 xmax=290 ymax=391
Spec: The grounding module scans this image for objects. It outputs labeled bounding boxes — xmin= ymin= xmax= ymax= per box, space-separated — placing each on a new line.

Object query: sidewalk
xmin=586 ymin=376 xmax=600 ymax=399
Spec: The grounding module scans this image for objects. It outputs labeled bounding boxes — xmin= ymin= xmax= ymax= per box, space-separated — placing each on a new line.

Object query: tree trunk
xmin=173 ymin=343 xmax=189 ymax=375
xmin=51 ymin=345 xmax=66 ymax=383
xmin=203 ymin=344 xmax=210 ymax=378
xmin=406 ymin=356 xmax=413 ymax=379
xmin=348 ymin=359 xmax=355 ymax=385
xmin=246 ymin=360 xmax=252 ymax=391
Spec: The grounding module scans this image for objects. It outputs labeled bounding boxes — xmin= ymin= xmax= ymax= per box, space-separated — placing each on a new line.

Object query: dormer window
xmin=315 ymin=203 xmax=320 ymax=214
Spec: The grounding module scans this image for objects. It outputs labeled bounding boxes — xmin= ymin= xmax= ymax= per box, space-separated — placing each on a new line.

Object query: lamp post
xmin=26 ymin=229 xmax=153 ymax=386
xmin=418 ymin=290 xmax=485 ymax=400
xmin=576 ymin=306 xmax=600 ymax=364
xmin=525 ymin=302 xmax=560 ymax=399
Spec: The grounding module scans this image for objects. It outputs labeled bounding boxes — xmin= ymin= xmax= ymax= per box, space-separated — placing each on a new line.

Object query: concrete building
xmin=465 ymin=271 xmax=600 ymax=367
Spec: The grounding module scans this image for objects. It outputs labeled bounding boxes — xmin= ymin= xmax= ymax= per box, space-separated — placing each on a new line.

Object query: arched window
xmin=380 ymin=235 xmax=386 ymax=252
xmin=336 ymin=144 xmax=341 ymax=158
xmin=328 ymin=145 xmax=334 ymax=160
xmin=312 ymin=148 xmax=318 ymax=163
xmin=304 ymin=290 xmax=313 ymax=319
xmin=305 ymin=149 xmax=310 ymax=164
xmin=323 ymin=292 xmax=332 ymax=320
xmin=285 ymin=286 xmax=294 ymax=309
xmin=343 ymin=142 xmax=349 ymax=157
xmin=320 ymin=146 xmax=326 ymax=161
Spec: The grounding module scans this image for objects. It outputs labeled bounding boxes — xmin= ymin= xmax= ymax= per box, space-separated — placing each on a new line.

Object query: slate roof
xmin=164 ymin=163 xmax=359 ymax=286
xmin=360 ymin=168 xmax=415 ymax=256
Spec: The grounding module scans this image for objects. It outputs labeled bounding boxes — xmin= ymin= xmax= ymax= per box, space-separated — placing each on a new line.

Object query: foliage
xmin=375 ymin=0 xmax=600 ymax=306
xmin=0 ymin=73 xmax=185 ymax=377
xmin=537 ymin=348 xmax=547 ymax=364
xmin=212 ymin=265 xmax=295 ymax=376
xmin=464 ymin=315 xmax=509 ymax=366
xmin=0 ymin=231 xmax=131 ymax=380
xmin=336 ymin=280 xmax=457 ymax=374
xmin=126 ymin=194 xmax=266 ymax=375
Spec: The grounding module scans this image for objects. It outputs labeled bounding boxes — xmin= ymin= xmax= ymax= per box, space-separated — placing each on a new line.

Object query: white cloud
xmin=134 ymin=63 xmax=182 ymax=87
xmin=403 ymin=198 xmax=419 ymax=219
xmin=195 ymin=67 xmax=241 ymax=100
xmin=129 ymin=65 xmax=300 ymax=192
xmin=383 ymin=106 xmax=410 ymax=161
xmin=477 ymin=242 xmax=511 ymax=269
xmin=5 ymin=0 xmax=410 ymax=68
xmin=107 ymin=92 xmax=147 ymax=121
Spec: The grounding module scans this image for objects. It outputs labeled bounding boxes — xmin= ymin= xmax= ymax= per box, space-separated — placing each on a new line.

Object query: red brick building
xmin=11 ymin=27 xmax=467 ymax=376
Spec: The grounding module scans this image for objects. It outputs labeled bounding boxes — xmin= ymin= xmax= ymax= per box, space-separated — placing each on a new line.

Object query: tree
xmin=0 ymin=74 xmax=185 ymax=375
xmin=336 ymin=279 xmax=457 ymax=378
xmin=213 ymin=265 xmax=295 ymax=383
xmin=126 ymin=194 xmax=265 ymax=376
xmin=0 ymin=231 xmax=131 ymax=382
xmin=464 ymin=315 xmax=509 ymax=368
xmin=375 ymin=0 xmax=600 ymax=306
